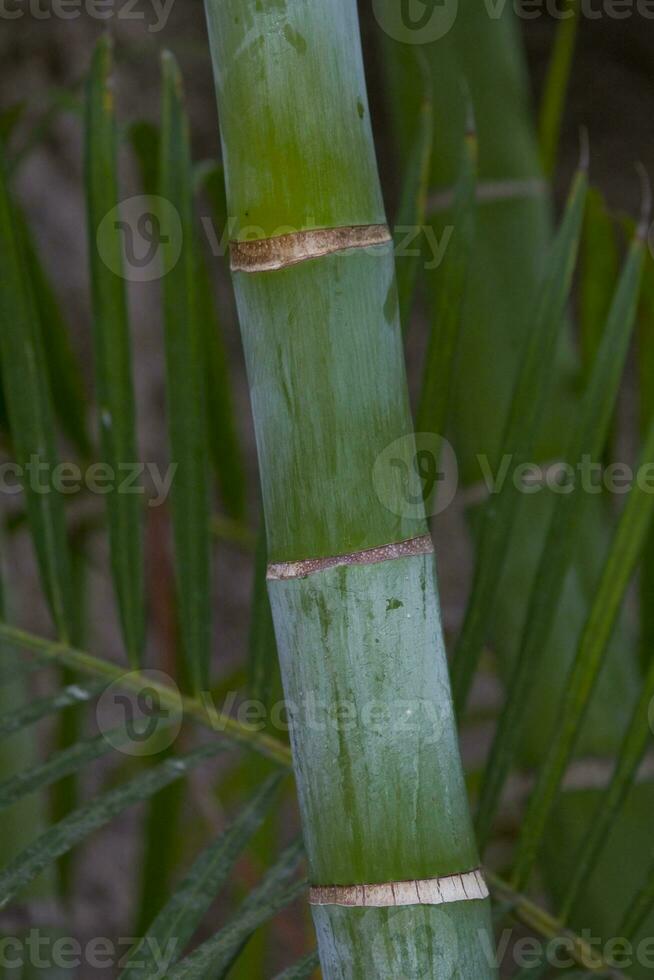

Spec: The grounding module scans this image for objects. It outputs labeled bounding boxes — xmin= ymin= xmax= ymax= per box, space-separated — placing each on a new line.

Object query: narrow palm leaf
xmin=0 ymin=723 xmax=151 ymax=810
xmin=195 ymin=237 xmax=247 ymax=521
xmin=16 ymin=209 xmax=92 ymax=457
xmin=0 ymin=679 xmax=104 ymax=738
xmin=85 ymin=36 xmax=145 ymax=666
xmin=511 ymin=412 xmax=654 ymax=888
xmin=121 ymin=775 xmax=282 ymax=978
xmin=560 ymin=653 xmax=654 ymax=918
xmin=394 ymin=53 xmax=433 ymax=331
xmin=451 ymin=167 xmax=588 ymax=710
xmin=0 ymin=145 xmax=74 ymax=639
xmin=619 ymin=854 xmax=654 ymax=941
xmin=160 ymin=51 xmax=212 ymax=693
xmin=476 ymin=223 xmax=646 ymax=850
xmin=167 ymin=839 xmax=305 ymax=980
xmin=538 ymin=0 xmax=581 ymax=177
xmin=0 ymin=741 xmax=227 ymax=908
xmin=273 ymin=951 xmax=320 ymax=979
xmin=417 ymin=111 xmax=477 ymax=437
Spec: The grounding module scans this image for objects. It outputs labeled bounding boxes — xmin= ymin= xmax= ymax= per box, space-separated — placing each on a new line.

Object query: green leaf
xmin=0 ymin=146 xmax=75 ymax=640
xmin=85 ymin=36 xmax=145 ymax=667
xmin=15 ymin=207 xmax=92 ymax=458
xmin=580 ymin=187 xmax=619 ymax=379
xmin=195 ymin=235 xmax=247 ymax=521
xmin=394 ymin=52 xmax=433 ymax=332
xmin=511 ymin=412 xmax=654 ymax=890
xmin=417 ymin=109 xmax=477 ymax=438
xmin=167 ymin=839 xmax=305 ymax=980
xmin=538 ymin=0 xmax=581 ymax=177
xmin=0 ymin=723 xmax=145 ymax=811
xmin=135 ymin=745 xmax=186 ymax=941
xmin=0 ymin=681 xmax=104 ymax=739
xmin=121 ymin=775 xmax=282 ymax=979
xmin=560 ymin=653 xmax=654 ymax=919
xmin=160 ymin=51 xmax=212 ymax=694
xmin=272 ymin=951 xmax=320 ymax=979
xmin=619 ymin=854 xmax=654 ymax=941
xmin=128 ymin=120 xmax=161 ymax=198
xmin=451 ymin=166 xmax=588 ymax=711
xmin=476 ymin=224 xmax=646 ymax=852
xmin=0 ymin=741 xmax=227 ymax=908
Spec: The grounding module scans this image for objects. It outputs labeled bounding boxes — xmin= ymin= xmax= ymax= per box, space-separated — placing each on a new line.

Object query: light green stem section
xmin=204 ymin=1 xmax=496 ymax=975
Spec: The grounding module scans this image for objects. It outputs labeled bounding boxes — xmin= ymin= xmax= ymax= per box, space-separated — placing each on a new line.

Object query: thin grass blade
xmin=128 ymin=119 xmax=160 ymax=198
xmin=619 ymin=854 xmax=654 ymax=941
xmin=16 ymin=208 xmax=92 ymax=458
xmin=0 ymin=680 xmax=105 ymax=738
xmin=0 ymin=723 xmax=146 ymax=811
xmin=272 ymin=951 xmax=320 ymax=980
xmin=475 ymin=223 xmax=646 ymax=852
xmin=0 ymin=741 xmax=226 ymax=908
xmin=160 ymin=51 xmax=212 ymax=693
xmin=560 ymin=653 xmax=654 ymax=919
xmin=394 ymin=52 xmax=433 ymax=331
xmin=120 ymin=775 xmax=282 ymax=978
xmin=167 ymin=839 xmax=305 ymax=980
xmin=538 ymin=0 xmax=581 ymax=177
xmin=511 ymin=413 xmax=654 ymax=889
xmin=85 ymin=36 xmax=145 ymax=666
xmin=451 ymin=167 xmax=588 ymax=711
xmin=580 ymin=187 xmax=619 ymax=378
xmin=0 ymin=145 xmax=74 ymax=640
xmin=195 ymin=236 xmax=247 ymax=521
xmin=417 ymin=108 xmax=477 ymax=437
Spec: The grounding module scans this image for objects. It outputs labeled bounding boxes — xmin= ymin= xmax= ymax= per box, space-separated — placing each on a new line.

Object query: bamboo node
xmin=230 ymin=224 xmax=392 ymax=273
xmin=309 ymin=869 xmax=489 ymax=908
xmin=267 ymin=535 xmax=434 ymax=581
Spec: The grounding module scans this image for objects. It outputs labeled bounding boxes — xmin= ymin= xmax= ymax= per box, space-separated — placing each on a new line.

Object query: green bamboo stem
xmin=203 ymin=1 xmax=495 ymax=975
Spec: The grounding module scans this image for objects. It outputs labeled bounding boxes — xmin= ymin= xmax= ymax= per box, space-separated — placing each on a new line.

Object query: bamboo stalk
xmin=203 ymin=1 xmax=496 ymax=974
